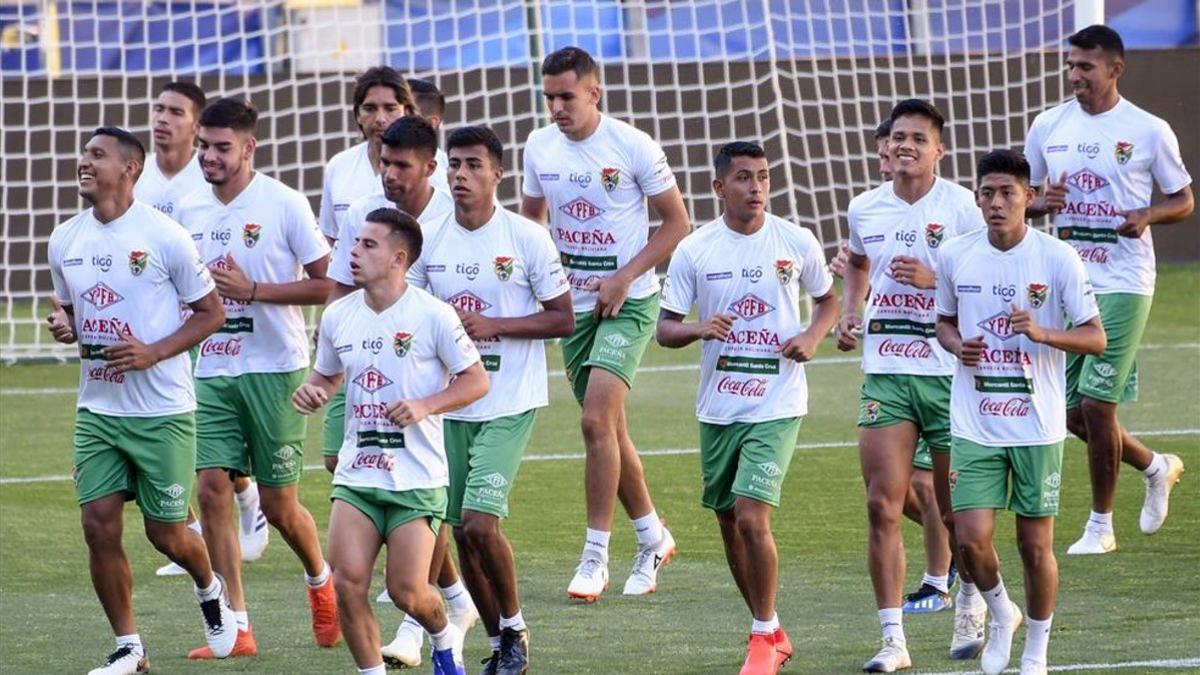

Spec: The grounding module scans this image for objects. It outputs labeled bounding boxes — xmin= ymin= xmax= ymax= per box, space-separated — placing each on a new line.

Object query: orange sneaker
xmin=307 ymin=577 xmax=342 ymax=647
xmin=187 ymin=626 xmax=258 ymax=659
xmin=739 ymin=633 xmax=779 ymax=675
xmin=773 ymin=627 xmax=793 ymax=669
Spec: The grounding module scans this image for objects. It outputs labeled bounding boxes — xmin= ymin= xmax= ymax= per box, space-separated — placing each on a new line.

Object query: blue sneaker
xmin=902 ymin=583 xmax=953 ymax=614
xmin=431 ymin=647 xmax=466 ymax=675
xmin=947 ymin=562 xmax=958 ymax=590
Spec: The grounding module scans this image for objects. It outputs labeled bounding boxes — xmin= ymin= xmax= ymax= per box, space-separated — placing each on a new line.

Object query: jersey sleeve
xmin=1150 ymin=120 xmax=1193 ymax=195
xmin=798 ymin=229 xmax=835 ymax=298
xmin=285 ymin=190 xmax=332 ymax=266
xmin=521 ymin=141 xmax=544 ymax=199
xmin=328 ymin=201 xmax=361 ymax=287
xmin=165 ymin=222 xmax=216 ymax=304
xmin=526 ymin=226 xmax=571 ymax=302
xmin=1057 ymin=245 xmax=1100 ymax=326
xmin=47 ymin=229 xmax=71 ymax=305
xmin=846 ymin=199 xmax=866 ymax=255
xmin=406 ymin=253 xmax=430 ymax=290
xmin=434 ymin=302 xmax=482 ymax=375
xmin=632 ymin=131 xmax=677 ymax=197
xmin=318 ymin=168 xmax=338 ymax=240
xmin=313 ymin=309 xmax=342 ymax=377
xmin=934 ymin=246 xmax=959 ymax=317
xmin=659 ymin=244 xmax=697 ymax=316
xmin=1024 ymin=115 xmax=1048 ymax=188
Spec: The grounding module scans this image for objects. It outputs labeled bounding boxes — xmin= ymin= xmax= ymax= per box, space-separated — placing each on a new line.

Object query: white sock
xmin=440 ymin=579 xmax=473 ymax=612
xmin=958 ymin=581 xmax=984 ymax=611
xmin=233 ymin=610 xmax=249 ymax=631
xmin=358 ymin=665 xmax=386 ymax=675
xmin=631 ymin=510 xmax=664 ymax=547
xmin=186 ymin=519 xmax=202 ymax=536
xmin=923 ymin=572 xmax=949 ymax=594
xmin=115 ymin=634 xmax=143 ymax=655
xmin=195 ymin=577 xmax=222 ymax=602
xmin=583 ymin=528 xmax=610 ymax=563
xmin=981 ymin=579 xmax=1013 ymax=624
xmin=235 ymin=481 xmax=261 ymax=534
xmin=1142 ymin=453 xmax=1167 ymax=479
xmin=1088 ymin=510 xmax=1114 ymax=532
xmin=1023 ymin=615 xmax=1053 ymax=664
xmin=499 ymin=611 xmax=526 ymax=632
xmin=428 ymin=624 xmax=456 ymax=652
xmin=489 ymin=634 xmax=502 ymax=651
xmin=751 ymin=613 xmax=780 ymax=635
xmin=305 ymin=563 xmax=331 ymax=588
xmin=878 ymin=608 xmax=904 ymax=643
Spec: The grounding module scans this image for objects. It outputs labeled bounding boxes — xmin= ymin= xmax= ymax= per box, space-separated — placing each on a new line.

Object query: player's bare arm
xmin=213 ymin=253 xmax=334 ymax=305
xmin=1027 ymin=170 xmax=1069 ymax=218
xmin=46 ymin=298 xmax=76 ymax=344
xmin=888 ymin=255 xmax=936 ymax=289
xmin=458 ymin=291 xmax=574 ymax=342
xmin=655 ymin=309 xmax=736 ymax=349
xmin=293 ymin=370 xmax=343 ymax=415
xmin=385 ymin=361 xmax=489 ymax=427
xmin=104 ymin=289 xmax=224 ymax=372
xmin=780 ymin=290 xmax=838 ymax=362
xmin=836 ymin=250 xmax=871 ymax=350
xmin=519 ymin=195 xmax=549 ymax=224
xmin=1009 ymin=304 xmax=1106 ymax=354
xmin=593 ymin=187 xmax=691 ymax=319
xmin=1116 ymin=185 xmax=1195 ymax=238
xmin=935 ymin=313 xmax=986 ymax=367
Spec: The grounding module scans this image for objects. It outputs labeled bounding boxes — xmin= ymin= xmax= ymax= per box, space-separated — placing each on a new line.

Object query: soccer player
xmin=407 ymin=77 xmax=451 ymax=194
xmin=1023 ymin=25 xmax=1193 ymax=555
xmin=657 ymin=141 xmax=837 ymax=675
xmin=133 ymin=80 xmax=271 ymax=577
xmin=837 ymin=99 xmax=988 ymax=671
xmin=293 ymin=207 xmax=489 ymax=675
xmin=319 ymin=67 xmax=414 ymax=244
xmin=409 ymin=125 xmax=574 ymax=673
xmin=936 ymin=149 xmax=1107 ymax=675
xmin=520 ymin=45 xmax=691 ymax=599
xmin=175 ymin=97 xmax=339 ymax=657
xmin=47 ymin=127 xmax=236 ymax=674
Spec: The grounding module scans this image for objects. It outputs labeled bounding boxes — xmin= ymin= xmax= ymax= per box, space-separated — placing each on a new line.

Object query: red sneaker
xmin=187 ymin=626 xmax=258 ymax=659
xmin=773 ymin=627 xmax=793 ymax=669
xmin=739 ymin=632 xmax=779 ymax=675
xmin=307 ymin=578 xmax=342 ymax=647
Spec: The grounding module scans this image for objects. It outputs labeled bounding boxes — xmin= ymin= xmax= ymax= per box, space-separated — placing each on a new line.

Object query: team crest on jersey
xmin=393 ymin=332 xmax=413 ymax=357
xmin=128 ymin=250 xmax=149 ymax=276
xmin=243 ymin=223 xmax=262 ymax=248
xmin=601 ymin=167 xmax=621 ymax=192
xmin=1114 ymin=141 xmax=1134 ymax=165
xmin=774 ymin=259 xmax=794 ymax=284
xmin=925 ymin=223 xmax=945 ymax=248
xmin=493 ymin=256 xmax=515 ymax=281
xmin=1027 ymin=283 xmax=1048 ymax=309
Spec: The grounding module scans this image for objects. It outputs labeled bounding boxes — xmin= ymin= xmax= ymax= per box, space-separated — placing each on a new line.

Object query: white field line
xmin=922 ymin=656 xmax=1200 ymax=673
xmin=2 ymin=429 xmax=1197 ymax=486
xmin=2 ymin=342 xmax=1198 ymax=397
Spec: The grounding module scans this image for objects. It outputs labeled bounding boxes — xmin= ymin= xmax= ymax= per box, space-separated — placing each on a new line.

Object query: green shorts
xmin=322 ymin=384 xmax=347 ymax=457
xmin=331 ymin=485 xmax=446 ymax=538
xmin=949 ymin=437 xmax=1064 ymax=518
xmin=699 ymin=417 xmax=803 ymax=512
xmin=913 ymin=439 xmax=933 ymax=471
xmin=444 ymin=410 xmax=536 ymax=526
xmin=195 ymin=369 xmax=308 ymax=486
xmin=73 ymin=409 xmax=196 ymax=523
xmin=859 ymin=374 xmax=952 ymax=454
xmin=1066 ymin=293 xmax=1150 ymax=409
xmin=561 ymin=294 xmax=659 ymax=405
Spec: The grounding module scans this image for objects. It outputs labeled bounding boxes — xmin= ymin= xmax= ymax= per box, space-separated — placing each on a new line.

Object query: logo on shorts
xmin=603 ymin=333 xmax=631 ymax=349
xmin=393 ymin=332 xmax=413 ymax=357
xmin=948 ymin=470 xmax=958 ymax=493
xmin=1044 ymin=472 xmax=1061 ymax=490
xmin=1026 ymin=283 xmax=1048 ymax=309
xmin=128 ymin=250 xmax=149 ymax=276
xmin=774 ymin=259 xmax=794 ymax=284
xmin=274 ymin=445 xmax=296 ymax=461
xmin=243 ymin=223 xmax=262 ymax=248
xmin=163 ymin=483 xmax=186 ymax=499
xmin=925 ymin=223 xmax=945 ymax=248
xmin=1092 ymin=362 xmax=1116 ymax=378
xmin=482 ymin=472 xmax=509 ymax=489
xmin=493 ymin=256 xmax=515 ymax=281
xmin=758 ymin=462 xmax=783 ymax=478
xmin=601 ymin=167 xmax=621 ymax=192
xmin=863 ymin=400 xmax=880 ymax=423
xmin=1115 ymin=141 xmax=1134 ymax=165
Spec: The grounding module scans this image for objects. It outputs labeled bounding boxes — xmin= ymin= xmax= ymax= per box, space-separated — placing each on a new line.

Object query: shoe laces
xmin=104 ymin=645 xmax=136 ymax=665
xmin=629 ymin=547 xmax=655 ymax=575
xmin=576 ymin=557 xmax=604 ymax=579
xmin=499 ymin=628 xmax=526 ymax=662
xmin=199 ymin=596 xmax=226 ymax=631
xmin=954 ymin=610 xmax=983 ymax=636
xmin=904 ymin=583 xmax=941 ymax=602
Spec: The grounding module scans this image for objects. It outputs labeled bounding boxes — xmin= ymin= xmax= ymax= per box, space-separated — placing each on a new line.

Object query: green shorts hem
xmin=699 ymin=417 xmax=802 ymax=513
xmin=858 ymin=373 xmax=952 ymax=453
xmin=949 ymin=437 xmax=1063 ymax=518
xmin=444 ymin=411 xmax=536 ymax=526
xmin=195 ymin=370 xmax=308 ymax=484
xmin=331 ymin=485 xmax=445 ymax=537
xmin=562 ymin=294 xmax=659 ymax=405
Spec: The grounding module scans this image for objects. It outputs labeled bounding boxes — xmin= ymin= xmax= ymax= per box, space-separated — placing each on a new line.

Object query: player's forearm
xmin=806 ymin=293 xmax=840 ymax=341
xmin=307 ymin=370 xmax=342 ymax=397
xmin=492 ymin=306 xmax=575 ymax=339
xmin=1034 ymin=321 xmax=1106 ymax=356
xmin=254 ymin=277 xmax=336 ymax=305
xmin=935 ymin=316 xmax=963 ymax=356
xmin=840 ymin=262 xmax=870 ymax=317
xmin=151 ymin=294 xmax=225 ymax=361
xmin=618 ymin=215 xmax=691 ymax=284
xmin=655 ymin=318 xmax=704 ymax=349
xmin=421 ymin=363 xmax=489 ymax=414
xmin=1027 ymin=194 xmax=1054 ymax=219
xmin=326 ymin=281 xmax=356 ymax=305
xmin=1147 ymin=188 xmax=1195 ymax=225
xmin=520 ymin=196 xmax=548 ymax=224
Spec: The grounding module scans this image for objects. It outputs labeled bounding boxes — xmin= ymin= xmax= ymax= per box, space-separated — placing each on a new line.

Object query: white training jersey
xmin=522 ymin=114 xmax=679 ymax=312
xmin=176 ymin=173 xmax=330 ymax=377
xmin=315 ymin=286 xmax=481 ymax=492
xmin=48 ymin=202 xmax=215 ymax=417
xmin=409 ymin=207 xmax=571 ymax=421
xmin=329 ymin=187 xmax=455 ymax=287
xmin=1024 ymin=98 xmax=1192 ymax=296
xmin=848 ymin=177 xmax=986 ymax=376
xmin=431 ymin=147 xmax=450 ymax=194
xmin=133 ymin=152 xmax=207 ymax=219
xmin=661 ymin=214 xmax=834 ymax=424
xmin=319 ymin=142 xmax=381 ymax=241
xmin=936 ymin=228 xmax=1099 ymax=446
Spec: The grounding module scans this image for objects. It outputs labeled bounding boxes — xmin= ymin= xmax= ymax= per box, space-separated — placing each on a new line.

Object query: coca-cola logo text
xmin=201 ymin=338 xmax=242 ymax=357
xmin=877 ymin=338 xmax=932 ymax=359
xmin=978 ymin=397 xmax=1032 ymax=417
xmin=716 ymin=376 xmax=767 ymax=398
xmin=1074 ymin=246 xmax=1110 ymax=264
xmin=86 ymin=365 xmax=126 ymax=383
xmin=351 ymin=451 xmax=395 ymax=472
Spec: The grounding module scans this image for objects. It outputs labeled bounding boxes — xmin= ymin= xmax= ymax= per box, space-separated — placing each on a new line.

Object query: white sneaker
xmin=862 ymin=636 xmax=912 ymax=672
xmin=567 ymin=555 xmax=609 ymax=602
xmin=382 ymin=617 xmax=424 ymax=668
xmin=949 ymin=599 xmax=987 ymax=659
xmin=623 ymin=527 xmax=677 ymax=595
xmin=1020 ymin=657 xmax=1049 ymax=675
xmin=376 ymin=588 xmax=393 ymax=603
xmin=981 ymin=602 xmax=1022 ymax=675
xmin=1066 ymin=523 xmax=1117 ymax=555
xmin=155 ymin=561 xmax=186 ymax=577
xmin=1140 ymin=454 xmax=1184 ymax=534
xmin=88 ymin=645 xmax=149 ymax=674
xmin=447 ymin=599 xmax=480 ymax=637
xmin=196 ymin=574 xmax=237 ymax=659
xmin=239 ymin=511 xmax=270 ymax=562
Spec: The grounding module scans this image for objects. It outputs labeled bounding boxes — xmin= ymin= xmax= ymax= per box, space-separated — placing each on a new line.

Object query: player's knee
xmin=733 ymin=503 xmax=771 ymax=539
xmin=384 ymin=579 xmax=423 ymax=613
xmin=1080 ymin=397 xmax=1116 ymax=427
xmin=940 ymin=509 xmax=956 ymax=535
xmin=461 ymin=514 xmax=499 ymax=548
xmin=1066 ymin=407 xmax=1087 ymax=439
xmin=81 ymin=510 xmax=121 ymax=549
xmin=332 ymin=565 xmax=370 ymax=601
xmin=1017 ymin=533 xmax=1054 ymax=568
xmin=865 ymin=492 xmax=903 ymax=527
xmin=196 ymin=471 xmax=232 ymax=512
xmin=580 ymin=410 xmax=616 ymax=446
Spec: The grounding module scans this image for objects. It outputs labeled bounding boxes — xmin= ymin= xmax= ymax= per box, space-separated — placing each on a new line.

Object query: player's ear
xmin=712 ymin=177 xmax=724 ymax=199
xmin=243 ymin=134 xmax=258 ymax=161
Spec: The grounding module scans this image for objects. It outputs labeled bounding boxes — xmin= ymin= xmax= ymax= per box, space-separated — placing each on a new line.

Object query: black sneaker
xmin=902 ymin=582 xmax=953 ymax=614
xmin=480 ymin=650 xmax=500 ymax=675
xmin=88 ymin=644 xmax=149 ymax=675
xmin=497 ymin=627 xmax=529 ymax=675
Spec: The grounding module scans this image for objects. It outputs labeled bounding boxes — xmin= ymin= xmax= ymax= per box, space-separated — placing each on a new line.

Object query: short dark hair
xmin=380 ymin=115 xmax=439 ymax=159
xmin=714 ymin=141 xmax=767 ymax=177
xmin=1068 ymin=24 xmax=1125 ymax=59
xmin=976 ymin=149 xmax=1031 ymax=185
xmin=874 ymin=118 xmax=893 ymax=140
xmin=160 ymin=81 xmax=207 ymax=116
xmin=888 ymin=98 xmax=945 ymax=137
xmin=199 ymin=97 xmax=258 ymax=134
xmin=406 ymin=78 xmax=445 ymax=119
xmin=446 ymin=125 xmax=504 ymax=167
xmin=353 ymin=67 xmax=414 ymax=120
xmin=91 ymin=126 xmax=146 ymax=166
xmin=541 ymin=46 xmax=601 ymax=80
xmin=364 ymin=207 xmax=422 ymax=261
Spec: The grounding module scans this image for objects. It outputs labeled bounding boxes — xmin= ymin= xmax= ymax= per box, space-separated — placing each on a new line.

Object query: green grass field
xmin=1 ymin=265 xmax=1197 ymax=674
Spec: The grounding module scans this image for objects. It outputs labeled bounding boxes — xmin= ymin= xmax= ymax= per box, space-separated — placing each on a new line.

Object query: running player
xmin=936 ymin=149 xmax=1106 ymax=675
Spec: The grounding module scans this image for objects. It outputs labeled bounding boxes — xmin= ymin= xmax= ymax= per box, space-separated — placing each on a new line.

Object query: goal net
xmin=1 ymin=0 xmax=1086 ymax=362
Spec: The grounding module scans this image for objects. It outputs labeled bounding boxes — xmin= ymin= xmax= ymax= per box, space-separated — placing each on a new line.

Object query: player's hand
xmin=1009 ymin=302 xmax=1045 ymax=343
xmin=460 ymin=312 xmax=500 ymax=341
xmin=836 ymin=313 xmax=863 ymax=351
xmin=1115 ymin=207 xmax=1152 ymax=238
xmin=957 ymin=334 xmax=987 ymax=366
xmin=323 ymin=455 xmax=337 ymax=473
xmin=46 ymin=298 xmax=76 ymax=344
xmin=779 ymin=332 xmax=820 ymax=363
xmin=889 ymin=256 xmax=936 ymax=289
xmin=828 ymin=243 xmax=850 ymax=279
xmin=102 ymin=333 xmax=160 ymax=372
xmin=292 ymin=383 xmax=329 ymax=414
xmin=211 ymin=253 xmax=254 ymax=301
xmin=699 ymin=313 xmax=735 ymax=341
xmin=1040 ymin=171 xmax=1069 ymax=213
xmin=589 ymin=273 xmax=632 ymax=319
xmin=386 ymin=398 xmax=429 ymax=427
